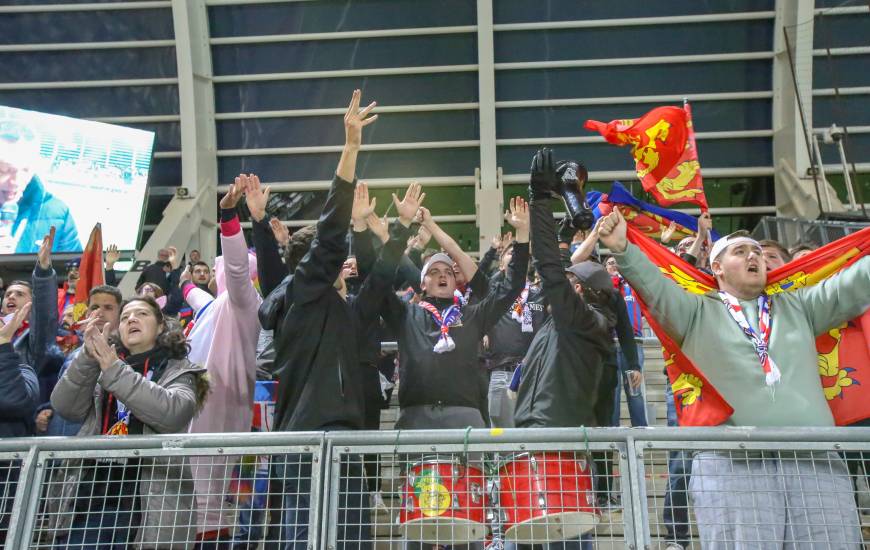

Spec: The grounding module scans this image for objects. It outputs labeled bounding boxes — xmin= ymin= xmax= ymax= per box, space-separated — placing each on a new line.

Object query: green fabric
xmin=614 ymin=244 xmax=870 ymax=427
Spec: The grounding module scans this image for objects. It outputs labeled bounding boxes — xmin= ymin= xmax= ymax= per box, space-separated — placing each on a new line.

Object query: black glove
xmin=529 ymin=147 xmax=559 ymax=201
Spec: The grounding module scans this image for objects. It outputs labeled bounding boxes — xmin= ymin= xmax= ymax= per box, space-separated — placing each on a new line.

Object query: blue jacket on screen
xmin=12 ymin=175 xmax=81 ymax=254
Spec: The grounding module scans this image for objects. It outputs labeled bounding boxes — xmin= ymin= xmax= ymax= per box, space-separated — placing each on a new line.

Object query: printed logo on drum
xmin=413 ymin=469 xmax=451 ymax=517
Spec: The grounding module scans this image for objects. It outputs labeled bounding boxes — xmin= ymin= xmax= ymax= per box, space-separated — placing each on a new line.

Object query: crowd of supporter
xmin=0 ymin=90 xmax=868 ymax=550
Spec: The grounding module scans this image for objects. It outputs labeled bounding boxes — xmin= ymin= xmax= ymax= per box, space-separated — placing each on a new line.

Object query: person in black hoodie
xmin=0 ymin=302 xmax=39 ymax=544
xmin=259 ymin=90 xmax=421 ymax=550
xmin=513 ymin=148 xmax=614 ymax=430
xmin=381 ymin=199 xmax=529 ymax=431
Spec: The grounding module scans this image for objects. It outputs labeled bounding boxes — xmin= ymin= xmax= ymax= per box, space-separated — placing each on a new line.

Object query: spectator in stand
xmin=789 ymin=242 xmax=818 ymax=260
xmin=136 ymin=282 xmax=164 ymax=301
xmin=104 ymin=243 xmax=121 ymax=286
xmin=598 ymin=208 xmax=870 ymax=548
xmin=135 ymin=247 xmax=173 ymax=294
xmin=182 ymin=175 xmax=263 ymax=547
xmin=49 ymin=296 xmax=208 ymax=549
xmin=482 ymin=240 xmax=547 ymax=429
xmin=3 ymin=227 xmax=63 ymax=405
xmin=383 ymin=200 xmax=528 ymax=433
xmin=56 ymin=258 xmax=79 ymax=318
xmin=259 ymin=90 xmax=415 ymax=549
xmin=0 ymin=302 xmax=39 ymax=544
xmin=758 ymin=238 xmax=792 ymax=271
xmin=478 ymin=230 xmax=512 ymax=277
xmin=604 ymin=256 xmax=647 ymax=427
xmin=35 ymin=285 xmax=122 ymax=437
xmin=189 ymin=249 xmax=201 ymax=264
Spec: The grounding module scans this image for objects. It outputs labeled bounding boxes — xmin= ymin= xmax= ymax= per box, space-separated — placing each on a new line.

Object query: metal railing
xmin=752 ymin=216 xmax=870 ymax=248
xmin=1 ymin=427 xmax=868 ymax=549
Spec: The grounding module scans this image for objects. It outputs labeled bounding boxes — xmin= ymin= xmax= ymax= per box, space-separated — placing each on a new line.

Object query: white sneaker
xmin=370 ymin=491 xmax=387 ymax=512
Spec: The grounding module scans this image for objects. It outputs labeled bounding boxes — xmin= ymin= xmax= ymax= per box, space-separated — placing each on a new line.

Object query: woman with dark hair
xmin=48 ymin=296 xmax=209 ymax=549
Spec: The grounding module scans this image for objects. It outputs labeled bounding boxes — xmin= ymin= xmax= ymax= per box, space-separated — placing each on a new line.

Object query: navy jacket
xmin=0 ymin=343 xmax=40 ymax=437
xmin=13 ymin=175 xmax=81 ymax=254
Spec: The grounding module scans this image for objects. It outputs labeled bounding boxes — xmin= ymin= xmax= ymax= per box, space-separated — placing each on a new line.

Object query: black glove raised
xmin=529 ymin=147 xmax=559 ymax=201
xmin=555 ymin=160 xmax=594 ymax=231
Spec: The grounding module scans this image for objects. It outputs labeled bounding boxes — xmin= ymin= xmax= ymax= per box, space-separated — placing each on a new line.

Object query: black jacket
xmin=514 ymin=197 xmax=611 ymax=429
xmin=259 ymin=175 xmax=410 ymax=431
xmin=0 ymin=343 xmax=40 ymax=437
xmin=483 ymin=274 xmax=548 ymax=371
xmin=382 ymin=242 xmax=529 ymax=414
xmin=135 ymin=261 xmax=171 ymax=293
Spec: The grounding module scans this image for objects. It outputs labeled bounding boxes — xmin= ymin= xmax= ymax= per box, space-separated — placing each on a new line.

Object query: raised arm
xmin=419 ymin=207 xmax=481 ymax=283
xmin=351 ymin=182 xmax=379 ymax=279
xmin=570 ymin=221 xmax=601 ymax=264
xmin=353 ymin=183 xmax=421 ymax=323
xmin=292 ymin=90 xmax=377 ymax=305
xmin=468 ymin=197 xmax=530 ymax=331
xmin=797 ymin=255 xmax=870 ymax=336
xmin=214 ymin=174 xmax=261 ymax=309
xmin=598 ymin=208 xmax=701 ymax=344
xmin=684 ymin=212 xmax=711 ymax=265
xmin=244 ymin=170 xmax=290 ymax=298
xmin=30 ymin=227 xmax=58 ymax=373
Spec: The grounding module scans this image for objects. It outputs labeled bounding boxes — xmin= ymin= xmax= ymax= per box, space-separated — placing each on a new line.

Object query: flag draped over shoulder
xmin=585 ymin=104 xmax=708 ymax=209
xmin=73 ymin=223 xmax=104 ymax=322
xmin=627 ymin=223 xmax=870 ymax=426
xmin=588 ymin=182 xmax=720 ymax=242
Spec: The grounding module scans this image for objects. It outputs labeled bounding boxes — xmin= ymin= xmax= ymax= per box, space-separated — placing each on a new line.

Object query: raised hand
xmin=598 ymin=208 xmax=628 ymax=253
xmin=660 ymin=220 xmax=678 ymax=244
xmin=352 ymin=182 xmax=377 ymax=229
xmin=418 ymin=206 xmax=435 ymax=230
xmin=219 ymin=179 xmax=244 ymax=210
xmin=697 ymin=211 xmax=712 ymax=236
xmin=529 ymin=147 xmax=559 ymax=200
xmin=366 ymin=213 xmax=389 ymax=244
xmin=179 ymin=268 xmax=192 ymax=287
xmin=504 ymin=197 xmax=530 ymax=232
xmin=416 ymin=224 xmax=433 ymax=249
xmin=393 ymin=182 xmax=425 ymax=226
xmin=241 ymin=173 xmax=270 ymax=222
xmin=37 ymin=226 xmax=56 ymax=270
xmin=344 ymin=89 xmax=377 ymax=150
xmin=105 ymin=244 xmax=120 ymax=270
xmin=269 ymin=217 xmax=290 ymax=247
xmin=166 ymin=246 xmax=180 ymax=269
xmin=0 ymin=302 xmax=31 ymax=345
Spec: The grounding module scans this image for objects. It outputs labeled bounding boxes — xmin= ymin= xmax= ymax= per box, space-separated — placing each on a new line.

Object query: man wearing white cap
xmin=382 ymin=199 xmax=530 ymax=431
xmin=597 ymin=209 xmax=870 ymax=549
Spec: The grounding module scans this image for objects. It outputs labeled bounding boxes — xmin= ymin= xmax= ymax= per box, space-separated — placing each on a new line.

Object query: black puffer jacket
xmin=514 ymin=196 xmax=612 ymax=428
xmin=0 ymin=343 xmax=39 ymax=437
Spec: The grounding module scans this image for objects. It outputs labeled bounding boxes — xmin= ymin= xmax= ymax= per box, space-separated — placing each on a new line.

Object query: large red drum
xmin=498 ymin=452 xmax=598 ymax=542
xmin=398 ymin=459 xmax=487 ymax=543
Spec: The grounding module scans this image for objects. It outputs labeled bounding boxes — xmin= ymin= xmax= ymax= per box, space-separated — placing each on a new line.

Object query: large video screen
xmin=0 ymin=105 xmax=154 ymax=255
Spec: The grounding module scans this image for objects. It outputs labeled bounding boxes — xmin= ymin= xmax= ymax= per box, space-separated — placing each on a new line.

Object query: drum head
xmin=504 ymin=512 xmax=599 ymax=543
xmin=400 ymin=518 xmax=487 ymax=543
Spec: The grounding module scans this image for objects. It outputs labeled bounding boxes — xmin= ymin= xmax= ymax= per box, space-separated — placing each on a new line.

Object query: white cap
xmin=420 ymin=253 xmax=454 ymax=284
xmin=709 ymin=235 xmax=762 ymax=268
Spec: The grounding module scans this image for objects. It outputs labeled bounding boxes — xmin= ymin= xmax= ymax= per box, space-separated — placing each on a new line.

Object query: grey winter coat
xmin=48 ymin=348 xmax=208 ymax=549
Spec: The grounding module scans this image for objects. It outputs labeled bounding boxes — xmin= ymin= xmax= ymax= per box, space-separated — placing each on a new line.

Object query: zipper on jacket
xmin=337 ymin=356 xmax=345 ymax=397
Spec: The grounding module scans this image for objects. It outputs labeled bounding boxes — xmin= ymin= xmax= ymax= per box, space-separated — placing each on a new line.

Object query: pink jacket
xmin=185 ymin=215 xmax=262 ymax=534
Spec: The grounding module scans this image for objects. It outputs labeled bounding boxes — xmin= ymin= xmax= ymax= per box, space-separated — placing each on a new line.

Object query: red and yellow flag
xmin=585 ymin=103 xmax=708 ymax=210
xmin=73 ymin=223 xmax=105 ymax=322
xmin=627 ymin=223 xmax=870 ymax=426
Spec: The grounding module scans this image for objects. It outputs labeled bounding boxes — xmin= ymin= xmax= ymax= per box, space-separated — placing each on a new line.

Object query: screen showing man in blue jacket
xmin=0 ymin=106 xmax=155 ymax=255
xmin=0 ymin=120 xmax=80 ymax=254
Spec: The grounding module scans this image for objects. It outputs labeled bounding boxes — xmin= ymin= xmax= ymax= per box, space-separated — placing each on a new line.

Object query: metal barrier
xmin=752 ymin=215 xmax=869 ymax=248
xmin=0 ymin=427 xmax=868 ymax=549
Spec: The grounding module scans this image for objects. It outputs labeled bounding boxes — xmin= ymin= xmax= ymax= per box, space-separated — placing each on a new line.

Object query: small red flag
xmin=585 ymin=103 xmax=708 ymax=209
xmin=73 ymin=223 xmax=105 ymax=322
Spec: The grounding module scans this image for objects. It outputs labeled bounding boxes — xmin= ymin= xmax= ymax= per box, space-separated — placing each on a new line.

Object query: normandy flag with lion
xmin=585 ymin=103 xmax=870 ymax=426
